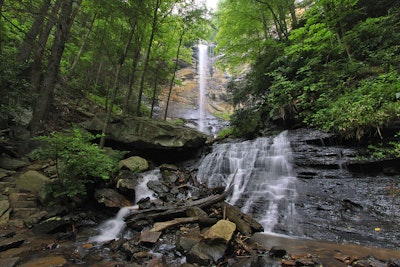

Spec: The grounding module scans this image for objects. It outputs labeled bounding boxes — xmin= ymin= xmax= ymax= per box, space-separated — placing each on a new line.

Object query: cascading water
xmin=197 ymin=44 xmax=208 ymax=133
xmin=90 ymin=170 xmax=160 ymax=243
xmin=197 ymin=131 xmax=301 ymax=235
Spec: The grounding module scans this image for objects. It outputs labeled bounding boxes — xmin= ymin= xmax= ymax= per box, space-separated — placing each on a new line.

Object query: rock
xmin=0 ymin=238 xmax=24 ymax=252
xmin=0 ymin=168 xmax=13 ymax=179
xmin=139 ymin=231 xmax=162 ymax=244
xmin=15 ymin=170 xmax=49 ymax=194
xmin=81 ymin=115 xmax=209 ymax=151
xmin=161 ymin=171 xmax=179 ymax=184
xmin=31 ymin=217 xmax=71 ymax=235
xmin=0 ymin=157 xmax=26 ymax=170
xmin=203 ymin=219 xmax=236 ymax=244
xmin=160 ymin=164 xmax=179 ymax=172
xmin=116 ymin=178 xmax=137 ymax=198
xmin=186 ymin=206 xmax=208 ymax=218
xmin=94 ymin=188 xmax=132 ymax=208
xmin=176 ymin=233 xmax=202 ymax=253
xmin=118 ymin=156 xmax=149 ymax=172
xmin=147 ymin=180 xmax=169 ymax=194
xmin=0 ymin=257 xmax=20 ymax=267
xmin=388 ymin=259 xmax=400 ymax=267
xmin=269 ymin=246 xmax=287 ymax=258
xmin=0 ymin=200 xmax=10 ymax=216
xmin=186 ymin=241 xmax=227 ymax=266
xmin=0 ymin=209 xmax=10 ymax=227
xmin=18 ymin=256 xmax=67 ymax=267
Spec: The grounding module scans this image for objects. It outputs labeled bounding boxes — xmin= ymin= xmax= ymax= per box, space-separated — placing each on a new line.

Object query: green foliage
xmin=216 ymin=127 xmax=234 ymax=139
xmin=230 ymin=108 xmax=261 ymax=138
xmin=31 ymin=128 xmax=123 ymax=203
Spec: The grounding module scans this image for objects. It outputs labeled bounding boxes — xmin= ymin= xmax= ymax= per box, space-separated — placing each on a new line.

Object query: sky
xmin=206 ymin=0 xmax=218 ymax=10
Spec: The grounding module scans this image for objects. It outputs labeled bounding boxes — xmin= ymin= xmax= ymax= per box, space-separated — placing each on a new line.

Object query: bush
xmin=31 ymin=128 xmax=123 ymax=204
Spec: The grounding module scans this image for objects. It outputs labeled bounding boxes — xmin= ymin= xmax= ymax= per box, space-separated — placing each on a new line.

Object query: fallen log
xmin=150 ymin=217 xmax=198 ymax=232
xmin=222 ymin=202 xmax=264 ymax=236
xmin=125 ymin=189 xmax=232 ymax=228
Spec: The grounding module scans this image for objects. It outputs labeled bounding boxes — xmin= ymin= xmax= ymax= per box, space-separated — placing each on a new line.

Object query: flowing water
xmin=89 ymin=170 xmax=160 ymax=243
xmin=197 ymin=43 xmax=208 ymax=133
xmin=196 ymin=131 xmax=301 ymax=235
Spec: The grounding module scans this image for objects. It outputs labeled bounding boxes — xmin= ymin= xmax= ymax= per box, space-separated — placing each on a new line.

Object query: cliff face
xmin=157 ymin=50 xmax=233 ymax=134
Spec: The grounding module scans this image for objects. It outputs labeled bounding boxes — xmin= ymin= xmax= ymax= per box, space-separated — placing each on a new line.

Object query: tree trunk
xmin=67 ymin=13 xmax=97 ymax=76
xmin=149 ymin=63 xmax=159 ymax=119
xmin=30 ymin=0 xmax=74 ymax=135
xmin=123 ymin=42 xmax=141 ymax=114
xmin=99 ymin=23 xmax=136 ymax=148
xmin=136 ymin=0 xmax=161 ymax=115
xmin=17 ymin=0 xmax=51 ymax=63
xmin=0 ymin=0 xmax=4 ymax=54
xmin=164 ymin=29 xmax=184 ymax=120
xmin=30 ymin=0 xmax=62 ymax=94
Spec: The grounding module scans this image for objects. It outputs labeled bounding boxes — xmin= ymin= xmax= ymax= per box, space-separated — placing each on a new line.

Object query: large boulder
xmin=15 ymin=170 xmax=50 ymax=194
xmin=81 ymin=115 xmax=209 ymax=150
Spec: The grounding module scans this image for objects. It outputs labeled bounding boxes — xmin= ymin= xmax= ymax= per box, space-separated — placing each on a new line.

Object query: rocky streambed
xmin=0 ymin=128 xmax=400 ymax=267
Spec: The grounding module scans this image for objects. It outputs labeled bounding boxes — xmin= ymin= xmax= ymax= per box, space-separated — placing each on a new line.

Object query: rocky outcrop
xmin=82 ymin=115 xmax=210 ymax=162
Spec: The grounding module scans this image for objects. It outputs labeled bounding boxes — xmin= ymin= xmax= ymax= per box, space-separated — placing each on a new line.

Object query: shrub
xmin=31 ymin=128 xmax=123 ymax=204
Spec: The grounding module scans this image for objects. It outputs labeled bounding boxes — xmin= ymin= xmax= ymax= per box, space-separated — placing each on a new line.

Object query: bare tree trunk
xmin=99 ymin=24 xmax=136 ymax=148
xmin=149 ymin=63 xmax=159 ymax=118
xmin=0 ymin=0 xmax=4 ymax=54
xmin=164 ymin=29 xmax=184 ymax=120
xmin=30 ymin=0 xmax=62 ymax=94
xmin=136 ymin=0 xmax=161 ymax=115
xmin=30 ymin=0 xmax=75 ymax=135
xmin=123 ymin=40 xmax=141 ymax=114
xmin=67 ymin=13 xmax=97 ymax=76
xmin=17 ymin=0 xmax=51 ymax=63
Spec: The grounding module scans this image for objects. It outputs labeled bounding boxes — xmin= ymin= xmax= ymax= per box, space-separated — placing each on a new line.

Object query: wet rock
xmin=269 ymin=246 xmax=287 ymax=258
xmin=176 ymin=227 xmax=202 ymax=253
xmin=116 ymin=178 xmax=137 ymax=197
xmin=73 ymin=244 xmax=89 ymax=260
xmin=0 ymin=157 xmax=26 ymax=170
xmin=161 ymin=171 xmax=179 ymax=184
xmin=15 ymin=170 xmax=49 ymax=194
xmin=121 ymin=240 xmax=142 ymax=256
xmin=31 ymin=217 xmax=71 ymax=235
xmin=118 ymin=156 xmax=149 ymax=172
xmin=0 ymin=238 xmax=24 ymax=252
xmin=94 ymin=188 xmax=132 ymax=208
xmin=203 ymin=219 xmax=236 ymax=244
xmin=388 ymin=259 xmax=400 ymax=267
xmin=0 ymin=257 xmax=19 ymax=267
xmin=186 ymin=241 xmax=227 ymax=265
xmin=147 ymin=180 xmax=169 ymax=195
xmin=0 ymin=209 xmax=10 ymax=227
xmin=18 ymin=256 xmax=67 ymax=267
xmin=160 ymin=164 xmax=178 ymax=172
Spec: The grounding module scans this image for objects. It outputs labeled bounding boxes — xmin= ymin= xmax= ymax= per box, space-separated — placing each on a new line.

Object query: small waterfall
xmin=197 ymin=131 xmax=300 ymax=235
xmin=198 ymin=44 xmax=208 ymax=133
xmin=90 ymin=170 xmax=160 ymax=243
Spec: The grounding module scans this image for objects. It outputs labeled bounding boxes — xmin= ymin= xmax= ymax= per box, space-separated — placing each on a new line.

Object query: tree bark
xmin=99 ymin=23 xmax=136 ymax=148
xmin=164 ymin=29 xmax=185 ymax=120
xmin=136 ymin=0 xmax=161 ymax=115
xmin=30 ymin=0 xmax=62 ymax=94
xmin=17 ymin=0 xmax=51 ymax=63
xmin=67 ymin=13 xmax=97 ymax=76
xmin=29 ymin=0 xmax=74 ymax=135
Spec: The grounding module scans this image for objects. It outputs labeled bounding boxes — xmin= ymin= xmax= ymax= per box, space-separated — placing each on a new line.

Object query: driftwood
xmin=125 ymin=189 xmax=231 ymax=227
xmin=150 ymin=217 xmax=198 ymax=232
xmin=222 ymin=202 xmax=264 ymax=236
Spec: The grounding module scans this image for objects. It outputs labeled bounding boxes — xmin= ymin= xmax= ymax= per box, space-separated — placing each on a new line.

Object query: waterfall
xmin=198 ymin=44 xmax=208 ymax=133
xmin=197 ymin=131 xmax=301 ymax=235
xmin=90 ymin=170 xmax=160 ymax=243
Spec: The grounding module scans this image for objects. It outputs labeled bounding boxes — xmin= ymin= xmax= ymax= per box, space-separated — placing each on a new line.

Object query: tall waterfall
xmin=197 ymin=131 xmax=300 ymax=235
xmin=198 ymin=44 xmax=208 ymax=132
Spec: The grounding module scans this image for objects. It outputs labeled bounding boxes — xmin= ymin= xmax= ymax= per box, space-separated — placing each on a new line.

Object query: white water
xmin=198 ymin=44 xmax=208 ymax=132
xmin=90 ymin=170 xmax=160 ymax=243
xmin=197 ymin=131 xmax=300 ymax=234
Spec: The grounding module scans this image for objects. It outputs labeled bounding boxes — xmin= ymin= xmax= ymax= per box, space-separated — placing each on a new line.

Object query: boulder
xmin=81 ymin=115 xmax=209 ymax=150
xmin=0 ymin=200 xmax=9 ymax=217
xmin=118 ymin=156 xmax=149 ymax=172
xmin=203 ymin=219 xmax=236 ymax=244
xmin=94 ymin=188 xmax=132 ymax=208
xmin=186 ymin=241 xmax=227 ymax=266
xmin=0 ymin=157 xmax=26 ymax=170
xmin=15 ymin=170 xmax=50 ymax=194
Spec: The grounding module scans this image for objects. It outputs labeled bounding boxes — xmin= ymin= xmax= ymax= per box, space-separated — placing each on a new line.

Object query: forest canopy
xmin=215 ymin=0 xmax=400 ymax=140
